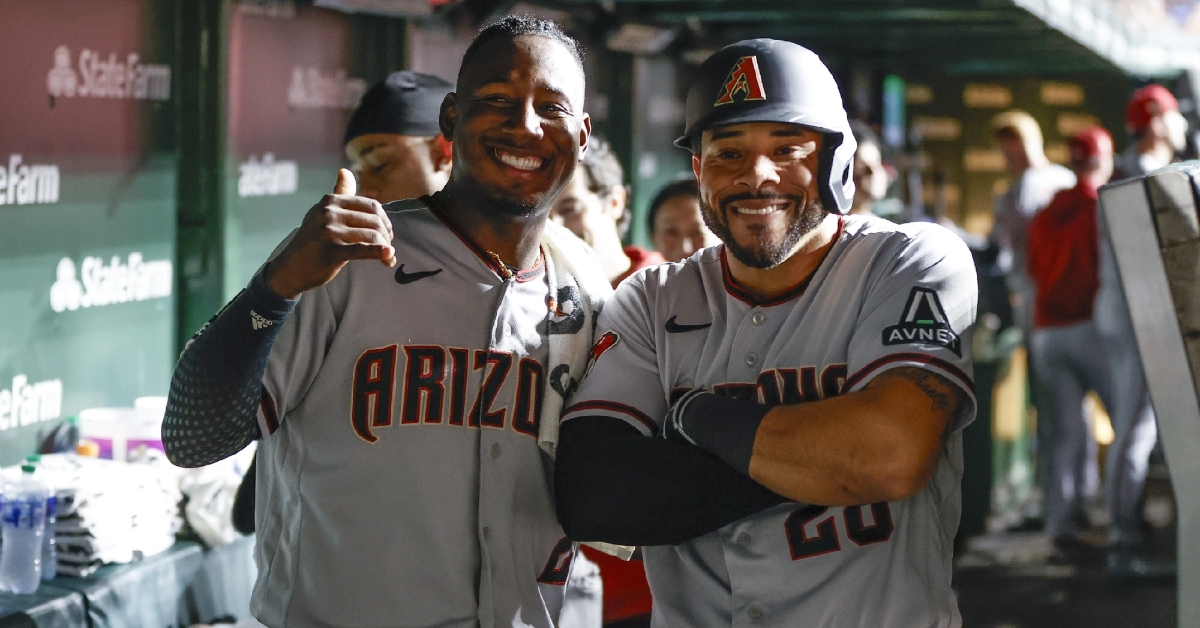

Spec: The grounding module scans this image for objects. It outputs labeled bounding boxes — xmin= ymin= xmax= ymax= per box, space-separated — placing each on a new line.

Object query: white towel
xmin=538 ymin=220 xmax=613 ymax=456
xmin=539 ymin=222 xmax=635 ymax=561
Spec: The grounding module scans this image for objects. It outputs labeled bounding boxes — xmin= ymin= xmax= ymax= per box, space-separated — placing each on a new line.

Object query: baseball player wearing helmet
xmin=555 ymin=39 xmax=977 ymax=627
xmin=162 ymin=16 xmax=612 ymax=627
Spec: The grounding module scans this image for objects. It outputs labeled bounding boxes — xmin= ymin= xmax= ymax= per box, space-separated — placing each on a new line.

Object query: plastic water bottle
xmin=0 ymin=465 xmax=48 ymax=593
xmin=27 ymin=457 xmax=56 ymax=581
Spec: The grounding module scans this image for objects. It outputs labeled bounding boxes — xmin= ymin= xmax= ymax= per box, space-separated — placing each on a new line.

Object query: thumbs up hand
xmin=264 ymin=168 xmax=397 ymax=300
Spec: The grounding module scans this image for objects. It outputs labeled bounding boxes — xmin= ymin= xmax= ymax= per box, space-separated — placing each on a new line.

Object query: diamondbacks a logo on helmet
xmin=714 ymin=56 xmax=766 ymax=106
xmin=882 ymin=287 xmax=961 ymax=357
xmin=584 ymin=331 xmax=620 ymax=376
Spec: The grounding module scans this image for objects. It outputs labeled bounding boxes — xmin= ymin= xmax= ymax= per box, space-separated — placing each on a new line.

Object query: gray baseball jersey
xmin=563 ymin=215 xmax=977 ymax=628
xmin=251 ymin=198 xmax=580 ymax=627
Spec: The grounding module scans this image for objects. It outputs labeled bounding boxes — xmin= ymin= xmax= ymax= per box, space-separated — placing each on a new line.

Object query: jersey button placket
xmin=747 ymin=605 xmax=764 ymax=621
xmin=490 ymin=442 xmax=502 ymax=459
xmin=751 ymin=311 xmax=765 ymax=326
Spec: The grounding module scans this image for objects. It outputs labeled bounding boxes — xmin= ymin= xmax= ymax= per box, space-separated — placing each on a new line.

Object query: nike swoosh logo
xmin=665 ymin=315 xmax=712 ymax=334
xmin=394 ymin=265 xmax=443 ymax=285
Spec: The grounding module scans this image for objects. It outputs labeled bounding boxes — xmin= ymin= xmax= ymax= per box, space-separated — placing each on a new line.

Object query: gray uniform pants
xmin=1094 ymin=232 xmax=1159 ymax=549
xmin=1098 ymin=319 xmax=1158 ymax=548
xmin=1031 ymin=321 xmax=1110 ymax=540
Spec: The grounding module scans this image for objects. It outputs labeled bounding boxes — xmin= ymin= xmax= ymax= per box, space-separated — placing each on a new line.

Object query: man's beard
xmin=701 ymin=190 xmax=827 ymax=269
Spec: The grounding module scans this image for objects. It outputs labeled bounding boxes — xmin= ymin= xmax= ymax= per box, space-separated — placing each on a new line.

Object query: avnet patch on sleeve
xmin=881 ymin=287 xmax=962 ymax=357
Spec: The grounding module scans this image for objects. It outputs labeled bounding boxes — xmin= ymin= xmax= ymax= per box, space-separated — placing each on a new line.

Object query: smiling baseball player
xmin=163 ymin=16 xmax=613 ymax=628
xmin=555 ymin=39 xmax=977 ymax=627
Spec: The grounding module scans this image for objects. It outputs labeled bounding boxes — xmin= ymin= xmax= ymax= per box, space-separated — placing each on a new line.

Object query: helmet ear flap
xmin=816 ymin=131 xmax=855 ymax=215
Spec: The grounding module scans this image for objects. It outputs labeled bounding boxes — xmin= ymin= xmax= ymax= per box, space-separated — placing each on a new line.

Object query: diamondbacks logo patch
xmin=882 ymin=288 xmax=961 ymax=357
xmin=714 ymin=56 xmax=766 ymax=106
xmin=585 ymin=331 xmax=620 ymax=376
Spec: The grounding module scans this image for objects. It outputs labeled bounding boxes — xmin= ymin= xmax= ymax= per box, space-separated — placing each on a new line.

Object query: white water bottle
xmin=27 ymin=457 xmax=56 ymax=582
xmin=0 ymin=465 xmax=47 ymax=593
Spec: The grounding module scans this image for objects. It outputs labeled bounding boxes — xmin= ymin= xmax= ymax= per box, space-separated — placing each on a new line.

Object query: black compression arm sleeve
xmin=554 ymin=416 xmax=788 ymax=546
xmin=162 ymin=271 xmax=297 ymax=468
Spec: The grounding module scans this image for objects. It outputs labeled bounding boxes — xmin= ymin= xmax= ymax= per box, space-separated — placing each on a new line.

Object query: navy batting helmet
xmin=676 ymin=39 xmax=857 ymax=214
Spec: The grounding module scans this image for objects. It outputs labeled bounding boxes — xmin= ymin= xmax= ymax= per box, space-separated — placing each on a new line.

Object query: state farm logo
xmin=287 ymin=66 xmax=367 ymax=110
xmin=50 ymin=253 xmax=173 ymax=313
xmin=0 ymin=155 xmax=60 ymax=206
xmin=0 ymin=375 xmax=63 ymax=432
xmin=47 ymin=45 xmax=171 ymax=102
xmin=238 ymin=153 xmax=298 ymax=197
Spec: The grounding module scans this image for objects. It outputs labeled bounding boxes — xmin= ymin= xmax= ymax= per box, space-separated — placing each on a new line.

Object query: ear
xmin=439 ymin=92 xmax=458 ymax=141
xmin=430 ymin=136 xmax=453 ymax=174
xmin=692 ymin=153 xmax=701 ymax=179
xmin=606 ymin=184 xmax=627 ymax=222
xmin=578 ymin=113 xmax=592 ymax=159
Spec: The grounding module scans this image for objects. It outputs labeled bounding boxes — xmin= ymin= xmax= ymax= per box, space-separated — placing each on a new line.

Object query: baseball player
xmin=550 ymin=136 xmax=665 ymax=287
xmin=163 ymin=16 xmax=613 ymax=627
xmin=988 ymin=110 xmax=1077 ymax=529
xmin=231 ymin=70 xmax=456 ymax=536
xmin=1025 ymin=126 xmax=1117 ymax=556
xmin=555 ymin=39 xmax=977 ymax=627
xmin=343 ymin=71 xmax=456 ymax=203
xmin=1099 ymin=84 xmax=1186 ymax=575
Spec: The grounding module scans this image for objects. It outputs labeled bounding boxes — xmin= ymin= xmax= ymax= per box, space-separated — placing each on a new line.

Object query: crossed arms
xmin=554 ymin=366 xmax=969 ymax=546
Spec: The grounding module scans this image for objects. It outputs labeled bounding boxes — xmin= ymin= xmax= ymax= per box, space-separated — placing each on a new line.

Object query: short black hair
xmin=647 ymin=178 xmax=699 ymax=236
xmin=457 ymin=15 xmax=584 ymax=89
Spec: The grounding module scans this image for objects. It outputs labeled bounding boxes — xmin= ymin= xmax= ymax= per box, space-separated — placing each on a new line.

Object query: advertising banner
xmin=0 ymin=0 xmax=177 ymax=464
xmin=227 ymin=4 xmax=403 ymax=287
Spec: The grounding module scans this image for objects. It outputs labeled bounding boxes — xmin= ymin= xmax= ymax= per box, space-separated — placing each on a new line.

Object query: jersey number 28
xmin=784 ymin=503 xmax=894 ymax=560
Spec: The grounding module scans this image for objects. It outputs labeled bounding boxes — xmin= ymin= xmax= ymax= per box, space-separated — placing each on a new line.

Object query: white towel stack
xmin=4 ymin=454 xmax=183 ymax=577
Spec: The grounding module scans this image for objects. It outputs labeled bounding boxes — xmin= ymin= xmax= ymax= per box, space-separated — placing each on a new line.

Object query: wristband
xmin=665 ymin=389 xmax=771 ymax=475
xmin=249 ymin=267 xmax=300 ymax=319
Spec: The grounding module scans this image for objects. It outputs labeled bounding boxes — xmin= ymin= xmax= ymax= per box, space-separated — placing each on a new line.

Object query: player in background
xmin=551 ymin=136 xmax=666 ymax=287
xmin=988 ymin=110 xmax=1077 ymax=531
xmin=848 ymin=120 xmax=889 ymax=217
xmin=344 ymin=71 xmax=455 ymax=203
xmin=555 ymin=39 xmax=977 ymax=627
xmin=1025 ymin=127 xmax=1117 ymax=559
xmin=1113 ymin=84 xmax=1188 ymax=181
xmin=1097 ymin=84 xmax=1187 ymax=577
xmin=989 ymin=110 xmax=1076 ymax=327
xmin=163 ymin=16 xmax=612 ymax=627
xmin=646 ymin=178 xmax=719 ymax=263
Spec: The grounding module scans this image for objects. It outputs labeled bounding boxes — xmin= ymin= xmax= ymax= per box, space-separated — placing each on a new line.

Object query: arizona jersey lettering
xmin=252 ymin=199 xmax=572 ymax=628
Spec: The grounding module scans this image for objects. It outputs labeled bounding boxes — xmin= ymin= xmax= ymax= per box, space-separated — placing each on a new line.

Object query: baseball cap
xmin=344 ymin=71 xmax=455 ymax=145
xmin=1068 ymin=125 xmax=1113 ymax=162
xmin=1125 ymin=84 xmax=1178 ymax=133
